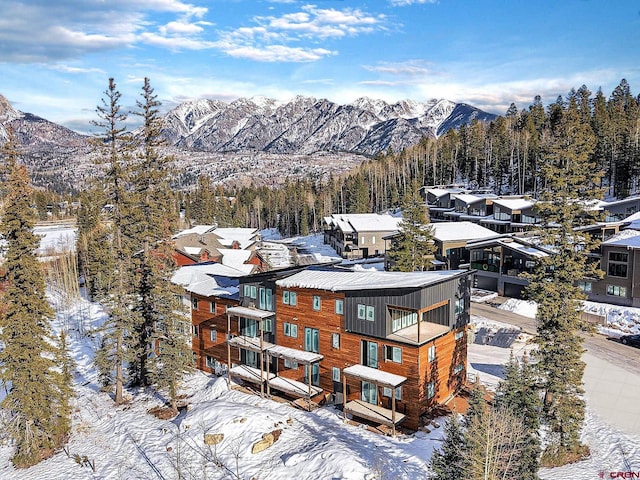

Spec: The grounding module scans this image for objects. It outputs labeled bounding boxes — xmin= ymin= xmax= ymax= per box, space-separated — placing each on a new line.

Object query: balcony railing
xmin=470 ymin=261 xmax=500 ymax=273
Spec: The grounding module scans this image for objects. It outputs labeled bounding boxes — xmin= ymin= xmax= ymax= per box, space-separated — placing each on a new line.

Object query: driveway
xmin=471 ymin=302 xmax=640 ymax=436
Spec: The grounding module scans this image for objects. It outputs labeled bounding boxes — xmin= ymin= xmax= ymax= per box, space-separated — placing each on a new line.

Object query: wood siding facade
xmin=187 ymin=269 xmax=472 ymax=430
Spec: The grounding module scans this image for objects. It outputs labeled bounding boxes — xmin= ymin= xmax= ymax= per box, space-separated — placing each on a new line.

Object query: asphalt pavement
xmin=471 ymin=301 xmax=640 ymax=436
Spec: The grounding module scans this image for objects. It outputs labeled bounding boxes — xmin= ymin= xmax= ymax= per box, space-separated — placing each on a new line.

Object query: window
xmin=578 ymin=281 xmax=592 ymax=293
xmin=427 ymin=381 xmax=435 ymax=399
xmin=206 ymin=356 xmax=216 ymax=369
xmin=361 ymin=236 xmax=365 ymax=245
xmin=385 ymin=345 xmax=402 ymax=363
xmin=191 ymin=297 xmax=199 ymax=310
xmin=210 ymin=301 xmax=216 ymax=313
xmin=607 ymin=285 xmax=627 ymax=297
xmin=243 ymin=285 xmax=250 ymax=297
xmin=283 ymin=322 xmax=298 ymax=338
xmin=608 ymin=252 xmax=628 ymax=278
xmin=366 ymin=305 xmax=375 ymax=322
xmin=332 ymin=367 xmax=341 ymax=382
xmin=332 ymin=333 xmax=340 ymax=349
xmin=428 ymin=344 xmax=436 ymax=362
xmin=263 ymin=318 xmax=272 ymax=333
xmin=259 ymin=288 xmax=266 ymax=309
xmin=304 ymin=363 xmax=320 ymax=386
xmin=210 ymin=329 xmax=217 ymax=342
xmin=313 ymin=296 xmax=321 ymax=311
xmin=390 ymin=308 xmax=417 ymax=332
xmin=453 ymin=364 xmax=463 ymax=374
xmin=357 ymin=304 xmax=366 ymax=320
xmin=284 ymin=358 xmax=298 ymax=369
xmin=383 ymin=386 xmax=402 ymax=400
xmin=266 ymin=289 xmax=273 ymax=311
xmin=454 ymin=297 xmax=465 ymax=318
xmin=283 ymin=290 xmax=297 ymax=306
xmin=361 ymin=381 xmax=377 ymax=404
xmin=454 ymin=330 xmax=465 ymax=341
xmin=335 ymin=299 xmax=344 ymax=315
xmin=362 ymin=340 xmax=378 ymax=368
xmin=304 ymin=328 xmax=319 ymax=353
xmin=372 ymin=236 xmax=376 ymax=244
xmin=193 ymin=325 xmax=199 ymax=337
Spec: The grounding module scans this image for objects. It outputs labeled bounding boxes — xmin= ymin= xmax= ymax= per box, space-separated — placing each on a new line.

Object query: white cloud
xmin=0 ymin=0 xmax=212 ymax=62
xmin=363 ymin=60 xmax=435 ymax=77
xmin=213 ymin=4 xmax=385 ymax=62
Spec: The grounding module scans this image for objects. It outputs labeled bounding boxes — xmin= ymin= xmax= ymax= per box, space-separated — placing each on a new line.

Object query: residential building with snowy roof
xmin=173 ymin=262 xmax=473 ymax=432
xmin=322 ymin=213 xmax=403 ymax=259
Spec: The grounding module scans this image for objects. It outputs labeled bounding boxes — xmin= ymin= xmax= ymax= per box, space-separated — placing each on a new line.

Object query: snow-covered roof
xmin=425 ymin=188 xmax=451 ymax=198
xmin=173 ymin=225 xmax=216 ymax=237
xmin=492 ymin=198 xmax=536 ymax=211
xmin=327 ymin=213 xmax=403 ymax=233
xmin=602 ymin=229 xmax=640 ymax=248
xmin=453 ymin=194 xmax=483 ymax=204
xmin=600 ymin=195 xmax=640 ymax=208
xmin=266 ymin=344 xmax=324 ymax=364
xmin=183 ymin=246 xmax=202 ymax=255
xmin=466 ymin=237 xmax=549 ymax=258
xmin=170 ymin=263 xmax=245 ymax=297
xmin=343 ymin=364 xmax=406 ymax=387
xmin=276 ymin=268 xmax=466 ymax=291
xmin=430 ymin=221 xmax=498 ymax=242
xmin=219 ymin=248 xmax=255 ymax=274
xmin=227 ymin=306 xmax=274 ymax=319
xmin=214 ymin=228 xmax=259 ymax=249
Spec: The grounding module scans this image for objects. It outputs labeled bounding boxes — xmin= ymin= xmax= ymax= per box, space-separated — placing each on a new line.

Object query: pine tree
xmin=387 ymin=188 xmax=436 ymax=271
xmin=91 ymin=78 xmax=137 ymax=405
xmin=495 ymin=352 xmax=541 ymax=479
xmin=0 ymin=133 xmax=72 ymax=467
xmin=127 ymin=78 xmax=193 ymax=400
xmin=525 ymin=92 xmax=603 ymax=463
xmin=429 ymin=413 xmax=465 ymax=479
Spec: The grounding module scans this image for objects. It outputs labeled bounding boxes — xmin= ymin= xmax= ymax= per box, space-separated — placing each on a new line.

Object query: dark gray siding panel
xmin=344 ymin=288 xmax=421 ymax=338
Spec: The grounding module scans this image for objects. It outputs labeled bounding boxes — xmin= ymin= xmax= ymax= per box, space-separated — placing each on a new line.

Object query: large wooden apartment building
xmin=175 ymin=264 xmax=472 ymax=431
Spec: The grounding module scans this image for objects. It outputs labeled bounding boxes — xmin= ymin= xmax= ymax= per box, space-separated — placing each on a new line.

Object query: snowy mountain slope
xmin=162 ymin=95 xmax=496 ymax=155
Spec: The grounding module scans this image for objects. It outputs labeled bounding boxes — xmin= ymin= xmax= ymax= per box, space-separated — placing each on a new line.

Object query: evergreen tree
xmin=495 ymin=352 xmax=541 ymax=479
xmin=127 ymin=77 xmax=192 ymax=395
xmin=91 ymin=78 xmax=137 ymax=405
xmin=387 ymin=188 xmax=436 ymax=271
xmin=525 ymin=92 xmax=603 ymax=463
xmin=0 ymin=134 xmax=72 ymax=467
xmin=429 ymin=413 xmax=465 ymax=479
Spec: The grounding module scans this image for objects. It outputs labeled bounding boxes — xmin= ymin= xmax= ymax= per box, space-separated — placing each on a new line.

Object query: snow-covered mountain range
xmin=0 ymin=92 xmax=495 ymax=190
xmin=161 ymin=96 xmax=496 ymax=156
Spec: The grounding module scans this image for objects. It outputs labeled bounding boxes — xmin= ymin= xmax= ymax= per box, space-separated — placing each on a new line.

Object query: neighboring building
xmin=322 ymin=213 xmax=403 ymax=259
xmin=586 ymin=229 xmax=640 ymax=307
xmin=466 ymin=234 xmax=552 ymax=298
xmin=600 ymin=196 xmax=640 ymax=223
xmin=479 ymin=197 xmax=539 ymax=234
xmin=442 ymin=193 xmax=497 ymax=223
xmin=383 ymin=221 xmax=498 ymax=270
xmin=171 ymin=225 xmax=265 ymax=272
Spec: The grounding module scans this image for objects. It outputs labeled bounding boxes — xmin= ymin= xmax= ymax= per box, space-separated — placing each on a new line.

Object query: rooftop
xmin=276 ymin=268 xmax=466 ymax=291
xmin=430 ymin=221 xmax=498 ymax=242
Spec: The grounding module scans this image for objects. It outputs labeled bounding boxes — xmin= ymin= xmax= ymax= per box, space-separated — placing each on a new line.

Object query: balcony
xmin=470 ymin=261 xmax=500 ymax=273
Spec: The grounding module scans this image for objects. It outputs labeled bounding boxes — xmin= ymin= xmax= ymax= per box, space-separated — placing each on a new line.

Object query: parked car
xmin=620 ymin=334 xmax=640 ymax=348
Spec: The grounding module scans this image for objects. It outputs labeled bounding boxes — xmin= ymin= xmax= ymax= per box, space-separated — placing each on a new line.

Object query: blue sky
xmin=1 ymin=0 xmax=639 ymax=133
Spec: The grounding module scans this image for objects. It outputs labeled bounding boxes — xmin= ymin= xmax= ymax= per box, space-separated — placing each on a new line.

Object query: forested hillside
xmin=187 ymin=79 xmax=640 ymax=237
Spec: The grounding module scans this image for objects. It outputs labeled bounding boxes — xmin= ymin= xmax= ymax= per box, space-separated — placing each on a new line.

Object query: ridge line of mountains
xmin=0 ymin=93 xmax=496 ymax=190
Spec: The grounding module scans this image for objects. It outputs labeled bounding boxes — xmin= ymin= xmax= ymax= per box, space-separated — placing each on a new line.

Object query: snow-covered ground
xmin=499 ymin=296 xmax=640 ymax=336
xmin=3 ymin=233 xmax=639 ymax=478
xmin=0 ymin=291 xmax=448 ymax=479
